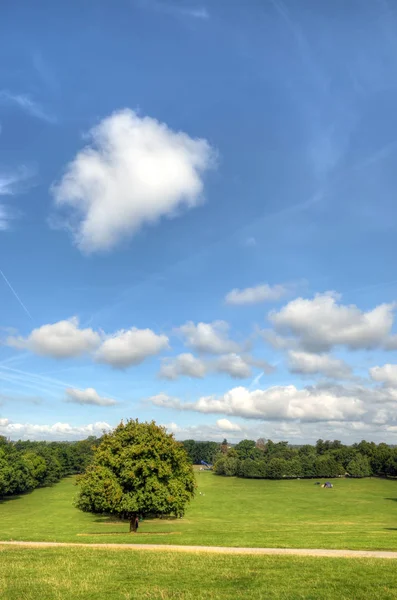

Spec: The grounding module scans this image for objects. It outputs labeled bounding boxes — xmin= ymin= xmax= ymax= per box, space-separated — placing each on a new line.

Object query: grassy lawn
xmin=1 ymin=473 xmax=397 ymax=549
xmin=1 ymin=546 xmax=397 ymax=600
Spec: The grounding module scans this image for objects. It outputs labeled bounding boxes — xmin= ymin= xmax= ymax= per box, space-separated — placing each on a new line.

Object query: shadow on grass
xmin=384 ymin=498 xmax=397 ymax=502
xmin=0 ymin=495 xmax=22 ymax=505
xmin=93 ymin=515 xmax=179 ymax=524
xmin=77 ymin=532 xmax=181 ymax=537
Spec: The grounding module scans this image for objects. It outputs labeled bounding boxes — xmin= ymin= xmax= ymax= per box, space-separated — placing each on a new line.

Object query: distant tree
xmin=239 ymin=459 xmax=267 ymax=479
xmin=21 ymin=452 xmax=47 ymax=487
xmin=76 ymin=420 xmax=195 ymax=532
xmin=220 ymin=439 xmax=229 ymax=455
xmin=347 ymin=455 xmax=372 ymax=478
xmin=299 ymin=444 xmax=316 ymax=457
xmin=182 ymin=440 xmax=219 ymax=465
xmin=314 ymin=456 xmax=344 ymax=478
xmin=266 ymin=458 xmax=288 ymax=479
xmin=285 ymin=457 xmax=303 ymax=478
xmin=214 ymin=456 xmax=239 ymax=477
xmin=370 ymin=443 xmax=392 ymax=475
xmin=256 ymin=438 xmax=266 ymax=451
xmin=300 ymin=455 xmax=316 ymax=478
xmin=235 ymin=440 xmax=257 ymax=460
xmin=385 ymin=450 xmax=397 ymax=477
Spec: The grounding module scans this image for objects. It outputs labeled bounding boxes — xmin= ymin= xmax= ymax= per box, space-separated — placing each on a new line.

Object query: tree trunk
xmin=129 ymin=515 xmax=138 ymax=533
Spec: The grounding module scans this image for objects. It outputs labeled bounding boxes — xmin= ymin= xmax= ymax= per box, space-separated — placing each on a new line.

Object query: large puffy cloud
xmin=288 ymin=350 xmax=352 ymax=379
xmin=0 ymin=418 xmax=111 ymax=441
xmin=269 ymin=292 xmax=396 ymax=352
xmin=65 ymin=387 xmax=117 ymax=406
xmin=51 ymin=109 xmax=215 ymax=253
xmin=177 ymin=321 xmax=240 ymax=354
xmin=369 ymin=364 xmax=397 ymax=387
xmin=95 ymin=327 xmax=169 ymax=369
xmin=225 ymin=283 xmax=288 ymax=305
xmin=7 ymin=319 xmax=168 ymax=369
xmin=213 ymin=353 xmax=252 ymax=378
xmin=148 ymin=384 xmax=366 ymax=422
xmin=7 ymin=317 xmax=100 ymax=358
xmin=216 ymin=418 xmax=242 ymax=432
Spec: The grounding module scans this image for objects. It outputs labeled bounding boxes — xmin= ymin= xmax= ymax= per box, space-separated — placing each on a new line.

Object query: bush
xmin=214 ymin=457 xmax=239 ymax=476
xmin=239 ymin=459 xmax=267 ymax=479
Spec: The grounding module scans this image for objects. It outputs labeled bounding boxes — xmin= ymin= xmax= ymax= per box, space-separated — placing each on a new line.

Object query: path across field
xmin=2 ymin=540 xmax=397 ymax=558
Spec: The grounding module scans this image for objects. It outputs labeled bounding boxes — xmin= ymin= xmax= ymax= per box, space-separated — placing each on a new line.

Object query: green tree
xmin=234 ymin=440 xmax=260 ymax=460
xmin=266 ymin=458 xmax=288 ymax=479
xmin=76 ymin=420 xmax=195 ymax=532
xmin=347 ymin=455 xmax=372 ymax=478
xmin=238 ymin=459 xmax=267 ymax=478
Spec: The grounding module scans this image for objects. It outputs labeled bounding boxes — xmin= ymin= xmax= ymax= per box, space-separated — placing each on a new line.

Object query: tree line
xmin=0 ymin=435 xmax=100 ymax=498
xmin=211 ymin=438 xmax=397 ymax=479
xmin=2 ymin=433 xmax=397 ymax=501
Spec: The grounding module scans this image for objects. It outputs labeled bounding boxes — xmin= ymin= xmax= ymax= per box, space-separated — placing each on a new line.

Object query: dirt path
xmin=1 ymin=540 xmax=397 ymax=559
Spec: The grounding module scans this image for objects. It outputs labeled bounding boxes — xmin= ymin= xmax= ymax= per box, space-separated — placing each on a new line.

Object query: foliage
xmin=0 ymin=435 xmax=100 ymax=499
xmin=213 ymin=438 xmax=397 ymax=480
xmin=347 ymin=455 xmax=372 ymax=478
xmin=76 ymin=420 xmax=195 ymax=529
xmin=182 ymin=440 xmax=220 ymax=464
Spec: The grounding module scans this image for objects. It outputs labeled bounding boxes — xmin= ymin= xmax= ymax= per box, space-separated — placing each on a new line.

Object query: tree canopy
xmin=76 ymin=419 xmax=195 ymax=531
xmin=0 ymin=435 xmax=99 ymax=498
xmin=213 ymin=437 xmax=397 ymax=480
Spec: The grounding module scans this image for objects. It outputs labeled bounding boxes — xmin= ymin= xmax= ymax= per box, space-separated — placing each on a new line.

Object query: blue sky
xmin=1 ymin=0 xmax=397 ymax=443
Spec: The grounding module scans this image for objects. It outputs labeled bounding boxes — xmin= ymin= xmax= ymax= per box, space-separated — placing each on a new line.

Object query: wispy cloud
xmin=0 ymin=167 xmax=36 ymax=230
xmin=0 ymin=204 xmax=10 ymax=231
xmin=0 ymin=269 xmax=32 ymax=319
xmin=137 ymin=0 xmax=209 ymax=20
xmin=0 ymin=90 xmax=57 ymax=124
xmin=0 ymin=364 xmax=119 ymax=403
xmin=0 ymin=167 xmax=35 ymax=197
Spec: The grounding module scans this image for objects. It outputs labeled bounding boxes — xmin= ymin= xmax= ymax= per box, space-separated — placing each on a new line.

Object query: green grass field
xmin=1 ymin=546 xmax=397 ymax=600
xmin=1 ymin=473 xmax=397 ymax=549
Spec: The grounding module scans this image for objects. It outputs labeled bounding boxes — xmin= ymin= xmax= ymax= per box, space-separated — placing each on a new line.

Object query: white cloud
xmin=225 ymin=283 xmax=288 ymax=305
xmin=288 ymin=350 xmax=352 ymax=379
xmin=95 ymin=327 xmax=169 ymax=369
xmin=0 ymin=167 xmax=35 ymax=229
xmin=162 ymin=420 xmax=245 ymax=443
xmin=0 ymin=90 xmax=56 ymax=123
xmin=177 ymin=320 xmax=240 ymax=354
xmin=148 ymin=384 xmax=366 ymax=423
xmin=0 ymin=418 xmax=111 ymax=441
xmin=159 ymin=353 xmax=207 ymax=380
xmin=65 ymin=387 xmax=117 ymax=406
xmin=269 ymin=292 xmax=396 ymax=352
xmin=51 ymin=109 xmax=215 ymax=253
xmin=7 ymin=317 xmax=100 ymax=359
xmin=370 ymin=364 xmax=397 ymax=387
xmin=180 ymin=6 xmax=208 ymax=18
xmin=158 ymin=351 xmax=273 ymax=380
xmin=149 ymin=393 xmax=181 ymax=410
xmin=261 ymin=330 xmax=295 ymax=350
xmin=216 ymin=418 xmax=242 ymax=432
xmin=213 ymin=353 xmax=252 ymax=378
xmin=0 ymin=204 xmax=9 ymax=231
xmin=139 ymin=1 xmax=209 ymax=20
